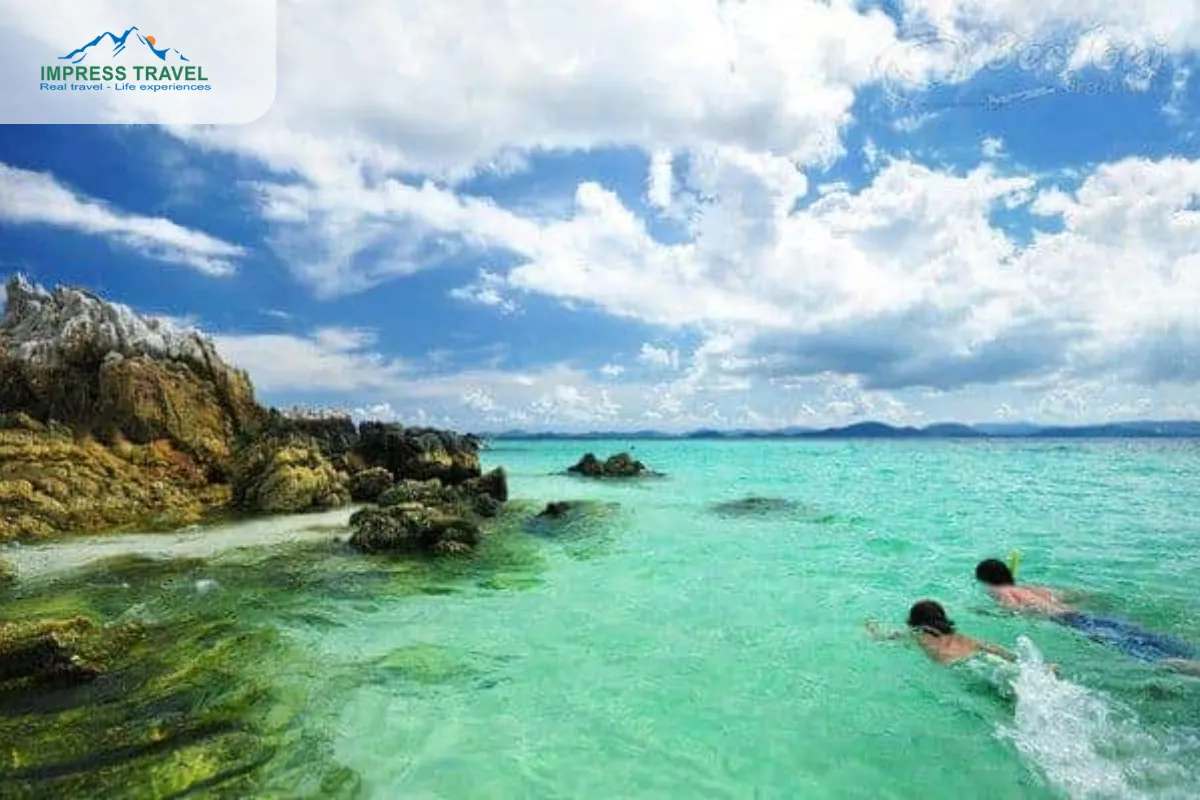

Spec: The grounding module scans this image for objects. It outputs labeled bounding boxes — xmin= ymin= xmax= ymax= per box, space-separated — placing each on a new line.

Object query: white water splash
xmin=998 ymin=636 xmax=1194 ymax=800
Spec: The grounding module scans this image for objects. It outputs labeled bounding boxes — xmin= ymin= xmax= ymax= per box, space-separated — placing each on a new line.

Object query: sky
xmin=1 ymin=0 xmax=1200 ymax=433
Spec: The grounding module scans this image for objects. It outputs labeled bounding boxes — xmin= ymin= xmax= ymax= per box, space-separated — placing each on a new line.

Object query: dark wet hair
xmin=907 ymin=600 xmax=955 ymax=636
xmin=975 ymin=558 xmax=1015 ymax=586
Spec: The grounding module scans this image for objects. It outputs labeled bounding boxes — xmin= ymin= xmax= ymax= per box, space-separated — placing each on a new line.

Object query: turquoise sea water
xmin=8 ymin=438 xmax=1200 ymax=798
xmin=302 ymin=439 xmax=1200 ymax=799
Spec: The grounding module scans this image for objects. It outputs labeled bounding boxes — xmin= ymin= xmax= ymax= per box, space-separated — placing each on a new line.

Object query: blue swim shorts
xmin=1051 ymin=612 xmax=1196 ymax=662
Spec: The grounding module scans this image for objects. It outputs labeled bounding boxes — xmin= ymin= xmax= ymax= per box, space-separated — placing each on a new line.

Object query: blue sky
xmin=2 ymin=1 xmax=1200 ymax=432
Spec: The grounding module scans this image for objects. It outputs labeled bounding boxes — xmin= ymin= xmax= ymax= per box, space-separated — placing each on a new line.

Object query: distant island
xmin=482 ymin=420 xmax=1200 ymax=441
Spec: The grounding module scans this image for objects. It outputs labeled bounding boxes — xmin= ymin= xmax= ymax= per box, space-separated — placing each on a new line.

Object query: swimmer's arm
xmin=977 ymin=641 xmax=1017 ymax=662
xmin=864 ymin=619 xmax=909 ymax=641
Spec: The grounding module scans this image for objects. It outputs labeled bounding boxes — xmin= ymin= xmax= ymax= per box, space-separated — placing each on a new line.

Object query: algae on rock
xmin=348 ymin=466 xmax=393 ymax=502
xmin=231 ymin=436 xmax=350 ymax=514
xmin=0 ymin=415 xmax=227 ymax=542
xmin=349 ymin=502 xmax=481 ymax=555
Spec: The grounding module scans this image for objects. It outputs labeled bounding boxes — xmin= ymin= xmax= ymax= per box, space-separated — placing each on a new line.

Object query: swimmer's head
xmin=975 ymin=558 xmax=1015 ymax=586
xmin=907 ymin=600 xmax=955 ymax=636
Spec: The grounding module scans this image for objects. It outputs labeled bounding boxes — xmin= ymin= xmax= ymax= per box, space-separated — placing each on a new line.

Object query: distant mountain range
xmin=481 ymin=420 xmax=1200 ymax=440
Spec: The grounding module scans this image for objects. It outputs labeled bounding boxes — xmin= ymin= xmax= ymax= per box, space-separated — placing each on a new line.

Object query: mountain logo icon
xmin=60 ymin=26 xmax=189 ymax=65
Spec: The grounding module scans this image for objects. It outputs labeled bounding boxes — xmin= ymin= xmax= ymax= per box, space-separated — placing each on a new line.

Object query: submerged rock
xmin=711 ymin=496 xmax=798 ymax=515
xmin=348 ymin=466 xmax=394 ymax=502
xmin=566 ymin=451 xmax=655 ymax=478
xmin=231 ymin=436 xmax=349 ymax=513
xmin=0 ymin=616 xmax=141 ymax=688
xmin=348 ymin=502 xmax=480 ymax=555
xmin=0 ymin=558 xmax=13 ymax=586
xmin=537 ymin=501 xmax=577 ymax=519
xmin=709 ymin=495 xmax=836 ymax=523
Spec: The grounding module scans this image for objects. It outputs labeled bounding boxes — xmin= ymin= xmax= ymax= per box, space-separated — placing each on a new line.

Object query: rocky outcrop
xmin=262 ymin=409 xmax=359 ymax=463
xmin=566 ymin=451 xmax=656 ymax=478
xmin=231 ymin=436 xmax=349 ymax=514
xmin=348 ymin=502 xmax=480 ymax=555
xmin=0 ymin=274 xmax=499 ymax=542
xmin=264 ymin=413 xmax=484 ymax=486
xmin=348 ymin=467 xmax=394 ymax=503
xmin=0 ymin=275 xmax=266 ymax=539
xmin=0 ymin=275 xmax=264 ymax=478
xmin=348 ymin=467 xmax=508 ymax=556
xmin=0 ymin=412 xmax=226 ymax=541
xmin=356 ymin=422 xmax=481 ymax=484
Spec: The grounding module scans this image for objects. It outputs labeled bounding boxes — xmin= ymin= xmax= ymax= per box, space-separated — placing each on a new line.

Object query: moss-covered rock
xmin=231 ymin=437 xmax=349 ymax=514
xmin=566 ymin=451 xmax=655 ymax=478
xmin=377 ymin=467 xmax=507 ymax=517
xmin=0 ymin=421 xmax=227 ymax=542
xmin=356 ymin=422 xmax=481 ymax=484
xmin=464 ymin=466 xmax=508 ymax=503
xmin=0 ymin=615 xmax=144 ymax=689
xmin=377 ymin=478 xmax=460 ymax=509
xmin=348 ymin=502 xmax=480 ymax=555
xmin=0 ymin=558 xmax=14 ymax=586
xmin=348 ymin=466 xmax=393 ymax=502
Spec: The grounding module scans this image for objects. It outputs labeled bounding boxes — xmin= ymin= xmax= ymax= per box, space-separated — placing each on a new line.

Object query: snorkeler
xmin=867 ymin=599 xmax=1018 ymax=666
xmin=974 ymin=558 xmax=1200 ymax=676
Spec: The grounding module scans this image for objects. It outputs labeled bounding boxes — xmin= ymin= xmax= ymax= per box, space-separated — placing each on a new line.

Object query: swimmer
xmin=975 ymin=558 xmax=1200 ymax=676
xmin=867 ymin=599 xmax=1018 ymax=666
xmin=974 ymin=558 xmax=1074 ymax=614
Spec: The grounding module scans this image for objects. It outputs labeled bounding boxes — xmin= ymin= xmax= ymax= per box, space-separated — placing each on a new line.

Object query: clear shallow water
xmin=7 ymin=439 xmax=1200 ymax=798
xmin=296 ymin=439 xmax=1200 ymax=799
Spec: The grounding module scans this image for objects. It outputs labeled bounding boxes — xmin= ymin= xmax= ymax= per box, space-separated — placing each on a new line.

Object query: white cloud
xmin=646 ymin=149 xmax=674 ymax=209
xmin=637 ymin=344 xmax=681 ymax=370
xmin=15 ymin=1 xmax=1200 ymax=429
xmin=599 ymin=363 xmax=625 ymax=378
xmin=981 ymin=136 xmax=1005 ymax=158
xmin=449 ymin=269 xmax=520 ymax=313
xmin=0 ymin=163 xmax=245 ymax=276
xmin=211 ymin=326 xmax=410 ymax=393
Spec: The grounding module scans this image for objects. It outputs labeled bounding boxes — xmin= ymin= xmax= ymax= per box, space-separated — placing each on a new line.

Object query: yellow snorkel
xmin=1007 ymin=548 xmax=1021 ymax=579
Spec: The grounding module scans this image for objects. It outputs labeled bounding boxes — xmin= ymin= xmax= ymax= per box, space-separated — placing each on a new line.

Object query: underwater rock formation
xmin=566 ymin=451 xmax=656 ymax=478
xmin=710 ymin=496 xmax=800 ymax=516
xmin=0 ymin=616 xmax=142 ymax=688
